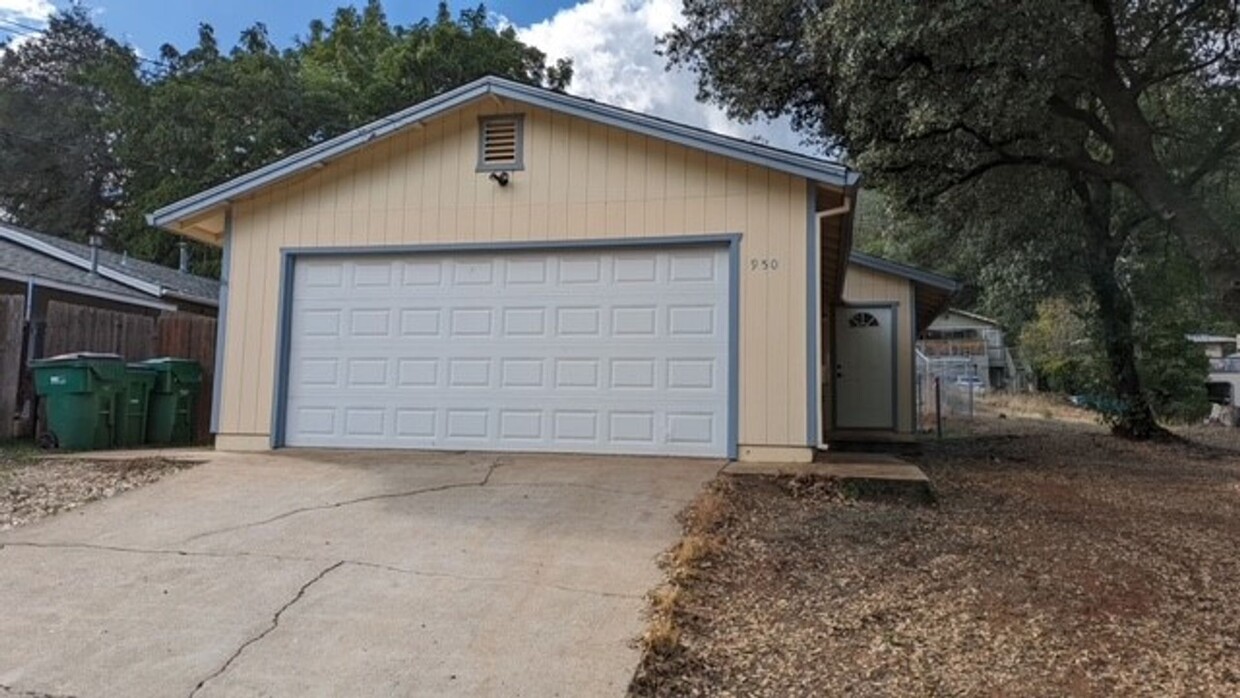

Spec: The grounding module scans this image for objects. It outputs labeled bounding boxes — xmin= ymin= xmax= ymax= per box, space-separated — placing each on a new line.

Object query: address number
xmin=750 ymin=258 xmax=780 ymax=271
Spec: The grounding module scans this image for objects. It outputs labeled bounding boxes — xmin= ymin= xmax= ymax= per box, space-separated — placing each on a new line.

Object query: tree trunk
xmin=1121 ymin=161 xmax=1240 ymax=319
xmin=1094 ymin=78 xmax=1240 ymax=320
xmin=1085 ymin=262 xmax=1163 ymax=439
xmin=1071 ymin=173 xmax=1165 ymax=440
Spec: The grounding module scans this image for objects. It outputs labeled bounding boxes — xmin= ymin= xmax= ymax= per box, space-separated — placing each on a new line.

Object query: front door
xmin=834 ymin=306 xmax=895 ymax=430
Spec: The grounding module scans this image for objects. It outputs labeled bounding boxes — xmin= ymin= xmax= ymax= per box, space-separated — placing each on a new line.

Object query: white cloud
xmin=0 ymin=0 xmax=52 ymax=24
xmin=0 ymin=0 xmax=54 ymax=51
xmin=516 ymin=0 xmax=813 ymax=154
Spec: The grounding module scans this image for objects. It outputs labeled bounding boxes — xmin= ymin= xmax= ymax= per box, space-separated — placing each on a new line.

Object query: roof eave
xmin=850 ymin=251 xmax=960 ymax=292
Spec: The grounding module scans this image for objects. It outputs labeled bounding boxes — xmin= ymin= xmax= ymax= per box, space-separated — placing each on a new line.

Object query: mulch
xmin=630 ymin=417 xmax=1240 ymax=697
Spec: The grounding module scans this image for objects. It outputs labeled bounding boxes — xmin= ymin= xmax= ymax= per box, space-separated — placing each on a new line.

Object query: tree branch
xmin=1048 ymin=93 xmax=1116 ymax=144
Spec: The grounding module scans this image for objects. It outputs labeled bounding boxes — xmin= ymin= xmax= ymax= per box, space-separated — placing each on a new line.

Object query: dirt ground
xmin=630 ymin=414 xmax=1240 ymax=697
xmin=0 ymin=446 xmax=197 ymax=530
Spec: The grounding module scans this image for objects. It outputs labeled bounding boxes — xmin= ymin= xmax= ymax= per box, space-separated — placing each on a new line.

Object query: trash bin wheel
xmin=37 ymin=431 xmax=59 ymax=450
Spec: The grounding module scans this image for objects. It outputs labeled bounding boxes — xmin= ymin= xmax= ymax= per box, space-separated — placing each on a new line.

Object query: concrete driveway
xmin=0 ymin=450 xmax=720 ymax=697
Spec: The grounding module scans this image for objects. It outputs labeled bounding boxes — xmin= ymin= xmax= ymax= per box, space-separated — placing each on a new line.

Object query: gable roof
xmin=939 ymin=307 xmax=1001 ymax=327
xmin=0 ymin=223 xmax=219 ymax=308
xmin=149 ymin=75 xmax=859 ymax=232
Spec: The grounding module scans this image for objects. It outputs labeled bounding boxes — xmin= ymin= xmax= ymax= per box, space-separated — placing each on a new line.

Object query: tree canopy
xmin=666 ymin=0 xmax=1240 ymax=315
xmin=668 ymin=0 xmax=1237 ymax=436
xmin=0 ymin=1 xmax=571 ymax=274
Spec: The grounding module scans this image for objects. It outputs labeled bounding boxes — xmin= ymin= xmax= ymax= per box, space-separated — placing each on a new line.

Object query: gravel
xmin=630 ymin=416 xmax=1240 ymax=697
xmin=0 ymin=452 xmax=197 ymax=530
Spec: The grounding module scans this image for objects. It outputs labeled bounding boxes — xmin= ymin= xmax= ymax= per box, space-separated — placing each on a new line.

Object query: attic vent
xmin=478 ymin=115 xmax=524 ymax=171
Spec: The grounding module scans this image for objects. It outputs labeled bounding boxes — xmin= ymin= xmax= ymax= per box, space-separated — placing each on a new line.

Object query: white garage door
xmin=282 ymin=245 xmax=731 ymax=456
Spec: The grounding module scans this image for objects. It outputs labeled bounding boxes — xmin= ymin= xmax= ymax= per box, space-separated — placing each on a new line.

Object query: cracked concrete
xmin=0 ymin=450 xmax=719 ymax=697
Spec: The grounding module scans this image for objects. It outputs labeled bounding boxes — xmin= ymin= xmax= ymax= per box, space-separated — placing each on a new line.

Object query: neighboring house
xmin=149 ymin=75 xmax=955 ymax=461
xmin=0 ymin=222 xmax=220 ymax=438
xmin=1188 ymin=334 xmax=1240 ymax=410
xmin=920 ymin=308 xmax=1023 ymax=390
xmin=1187 ymin=333 xmax=1239 ymax=359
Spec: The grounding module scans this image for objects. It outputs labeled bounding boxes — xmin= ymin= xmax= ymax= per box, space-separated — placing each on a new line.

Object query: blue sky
xmin=83 ymin=1 xmax=580 ymax=56
xmin=1 ymin=0 xmax=807 ymax=151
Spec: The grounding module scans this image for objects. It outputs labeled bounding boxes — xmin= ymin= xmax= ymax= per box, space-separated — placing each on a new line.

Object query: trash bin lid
xmin=37 ymin=352 xmax=123 ymax=363
xmin=140 ymin=357 xmax=203 ymax=382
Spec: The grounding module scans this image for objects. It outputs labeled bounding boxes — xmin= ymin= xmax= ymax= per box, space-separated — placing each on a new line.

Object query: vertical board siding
xmin=842 ymin=266 xmax=916 ymax=433
xmin=222 ymin=102 xmax=811 ymax=448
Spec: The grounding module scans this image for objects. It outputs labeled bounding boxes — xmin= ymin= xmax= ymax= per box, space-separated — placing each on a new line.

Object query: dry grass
xmin=637 ymin=480 xmax=735 ymax=659
xmin=631 ymin=416 xmax=1240 ymax=697
xmin=978 ymin=391 xmax=1098 ymax=423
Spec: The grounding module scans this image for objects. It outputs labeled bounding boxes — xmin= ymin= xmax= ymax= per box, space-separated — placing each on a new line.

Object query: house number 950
xmin=750 ymin=258 xmax=779 ymax=271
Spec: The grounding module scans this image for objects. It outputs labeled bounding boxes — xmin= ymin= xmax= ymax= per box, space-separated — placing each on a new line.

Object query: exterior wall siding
xmin=842 ymin=265 xmax=916 ymax=433
xmin=218 ymin=101 xmax=811 ymax=450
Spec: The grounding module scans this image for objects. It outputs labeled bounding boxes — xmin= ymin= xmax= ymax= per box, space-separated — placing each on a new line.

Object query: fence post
xmin=934 ymin=376 xmax=943 ymax=439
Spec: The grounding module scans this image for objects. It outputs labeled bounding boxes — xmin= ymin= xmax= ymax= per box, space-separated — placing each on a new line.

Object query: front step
xmin=724 ymin=452 xmax=934 ymax=503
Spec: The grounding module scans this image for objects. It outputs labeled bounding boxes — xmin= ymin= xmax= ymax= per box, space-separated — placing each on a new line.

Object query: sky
xmin=0 ymin=0 xmax=809 ymax=152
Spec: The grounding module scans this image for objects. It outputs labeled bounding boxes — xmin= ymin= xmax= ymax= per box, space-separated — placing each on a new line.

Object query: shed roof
xmin=149 ymin=75 xmax=859 ymax=237
xmin=848 ymin=252 xmax=960 ymax=336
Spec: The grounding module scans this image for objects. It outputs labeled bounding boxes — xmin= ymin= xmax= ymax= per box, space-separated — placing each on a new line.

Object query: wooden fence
xmin=6 ymin=300 xmax=217 ymax=443
xmin=0 ymin=296 xmax=24 ymax=434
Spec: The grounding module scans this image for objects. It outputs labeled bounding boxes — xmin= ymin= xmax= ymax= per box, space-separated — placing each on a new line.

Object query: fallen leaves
xmin=630 ymin=416 xmax=1240 ymax=697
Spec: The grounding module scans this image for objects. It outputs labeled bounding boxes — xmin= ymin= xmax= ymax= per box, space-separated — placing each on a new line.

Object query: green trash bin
xmin=31 ymin=353 xmax=126 ymax=450
xmin=138 ymin=358 xmax=203 ymax=445
xmin=116 ymin=365 xmax=157 ymax=448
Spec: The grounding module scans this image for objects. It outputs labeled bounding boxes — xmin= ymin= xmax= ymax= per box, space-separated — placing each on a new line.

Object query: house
xmin=0 ymin=222 xmax=220 ymax=438
xmin=1188 ymin=334 xmax=1240 ymax=412
xmin=148 ymin=75 xmax=955 ymax=461
xmin=1188 ymin=333 xmax=1239 ymax=359
xmin=920 ymin=308 xmax=1023 ymax=390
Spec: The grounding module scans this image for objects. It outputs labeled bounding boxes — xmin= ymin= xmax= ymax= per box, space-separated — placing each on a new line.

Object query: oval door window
xmin=848 ymin=311 xmax=881 ymax=328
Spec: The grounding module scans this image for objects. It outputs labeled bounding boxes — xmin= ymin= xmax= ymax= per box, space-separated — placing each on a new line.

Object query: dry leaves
xmin=631 ymin=417 xmax=1240 ymax=697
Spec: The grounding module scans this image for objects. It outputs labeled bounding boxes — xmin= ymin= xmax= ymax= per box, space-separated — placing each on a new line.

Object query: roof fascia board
xmin=850 ymin=252 xmax=959 ymax=292
xmin=0 ymin=268 xmax=176 ymax=311
xmin=162 ymin=289 xmax=219 ymax=309
xmin=148 ymin=76 xmax=859 ymax=229
xmin=0 ymin=225 xmax=165 ymax=297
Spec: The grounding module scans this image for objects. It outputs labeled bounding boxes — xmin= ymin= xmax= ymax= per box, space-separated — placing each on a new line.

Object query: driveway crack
xmin=187 ymin=560 xmax=345 ymax=698
xmin=0 ymin=684 xmax=76 ymax=698
xmin=181 ymin=459 xmax=508 ymax=544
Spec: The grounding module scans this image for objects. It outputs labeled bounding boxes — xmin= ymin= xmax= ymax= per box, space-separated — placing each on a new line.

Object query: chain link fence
xmin=917 ymin=351 xmax=988 ymax=432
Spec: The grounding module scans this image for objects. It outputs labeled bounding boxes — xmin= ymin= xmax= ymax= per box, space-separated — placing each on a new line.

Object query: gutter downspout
xmin=814 ymin=188 xmax=856 ymax=450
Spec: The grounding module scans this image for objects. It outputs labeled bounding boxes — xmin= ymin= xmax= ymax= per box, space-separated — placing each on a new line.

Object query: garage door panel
xmin=285 ymin=246 xmax=730 ymax=456
xmin=288 ymin=355 xmax=724 ymax=394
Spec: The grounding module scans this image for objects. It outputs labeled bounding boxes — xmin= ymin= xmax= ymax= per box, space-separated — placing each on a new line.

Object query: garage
xmin=278 ymin=243 xmax=734 ymax=456
xmin=150 ymin=76 xmax=865 ymax=461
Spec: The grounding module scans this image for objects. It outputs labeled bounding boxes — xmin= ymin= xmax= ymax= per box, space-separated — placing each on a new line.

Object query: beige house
xmin=150 ymin=76 xmax=954 ymax=461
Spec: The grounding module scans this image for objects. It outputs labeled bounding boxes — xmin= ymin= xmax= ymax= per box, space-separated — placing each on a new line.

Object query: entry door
xmin=282 ymin=245 xmax=731 ymax=456
xmin=834 ymin=306 xmax=895 ymax=429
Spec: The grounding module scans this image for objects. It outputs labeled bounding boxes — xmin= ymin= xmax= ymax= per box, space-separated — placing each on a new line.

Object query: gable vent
xmin=478 ymin=115 xmax=524 ymax=171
